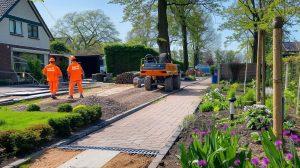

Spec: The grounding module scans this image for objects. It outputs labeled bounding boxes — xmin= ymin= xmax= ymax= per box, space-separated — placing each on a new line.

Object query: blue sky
xmin=35 ymin=0 xmax=300 ymax=51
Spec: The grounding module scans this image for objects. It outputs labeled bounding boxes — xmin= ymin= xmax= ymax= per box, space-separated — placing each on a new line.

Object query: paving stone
xmin=71 ymin=78 xmax=210 ymax=151
xmin=58 ymin=150 xmax=119 ymax=168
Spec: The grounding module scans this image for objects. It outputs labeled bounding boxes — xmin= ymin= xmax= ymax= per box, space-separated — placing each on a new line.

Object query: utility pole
xmin=272 ymin=16 xmax=284 ymax=140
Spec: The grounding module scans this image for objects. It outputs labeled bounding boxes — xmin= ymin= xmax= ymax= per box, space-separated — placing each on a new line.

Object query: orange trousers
xmin=49 ymin=81 xmax=59 ymax=94
xmin=69 ymin=80 xmax=83 ymax=96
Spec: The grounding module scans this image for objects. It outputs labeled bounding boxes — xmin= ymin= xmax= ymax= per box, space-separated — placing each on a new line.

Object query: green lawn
xmin=0 ymin=107 xmax=71 ymax=131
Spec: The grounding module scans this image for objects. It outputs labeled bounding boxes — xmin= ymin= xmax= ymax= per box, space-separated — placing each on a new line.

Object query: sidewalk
xmin=53 ymin=78 xmax=211 ymax=167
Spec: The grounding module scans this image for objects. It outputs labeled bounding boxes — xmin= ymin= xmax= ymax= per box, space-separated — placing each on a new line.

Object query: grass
xmin=0 ymin=107 xmax=72 ymax=131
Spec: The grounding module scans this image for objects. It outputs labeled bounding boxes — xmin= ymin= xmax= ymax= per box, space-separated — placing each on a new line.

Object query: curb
xmin=3 ymin=80 xmax=204 ymax=168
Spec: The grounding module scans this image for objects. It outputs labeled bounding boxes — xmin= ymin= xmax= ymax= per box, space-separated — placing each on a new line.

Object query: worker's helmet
xmin=70 ymin=56 xmax=76 ymax=61
xmin=49 ymin=57 xmax=55 ymax=62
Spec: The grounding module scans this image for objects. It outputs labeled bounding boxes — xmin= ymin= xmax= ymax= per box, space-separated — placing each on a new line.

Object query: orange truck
xmin=139 ymin=53 xmax=181 ymax=92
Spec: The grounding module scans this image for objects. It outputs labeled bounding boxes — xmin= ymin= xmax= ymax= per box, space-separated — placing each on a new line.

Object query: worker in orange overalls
xmin=67 ymin=56 xmax=84 ymax=99
xmin=42 ymin=57 xmax=62 ymax=99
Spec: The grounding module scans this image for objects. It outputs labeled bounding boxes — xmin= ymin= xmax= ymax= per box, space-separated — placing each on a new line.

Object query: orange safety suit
xmin=67 ymin=61 xmax=84 ymax=96
xmin=42 ymin=63 xmax=62 ymax=94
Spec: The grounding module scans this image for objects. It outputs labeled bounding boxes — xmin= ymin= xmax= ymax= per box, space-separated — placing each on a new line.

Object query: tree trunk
xmin=272 ymin=16 xmax=284 ymax=140
xmin=261 ymin=31 xmax=266 ymax=105
xmin=157 ymin=0 xmax=171 ymax=60
xmin=193 ymin=45 xmax=199 ymax=67
xmin=297 ymin=74 xmax=300 ymax=115
xmin=256 ymin=30 xmax=263 ymax=104
xmin=284 ymin=63 xmax=289 ymax=90
xmin=181 ymin=21 xmax=188 ymax=71
xmin=244 ymin=62 xmax=248 ymax=94
xmin=252 ymin=31 xmax=258 ymax=63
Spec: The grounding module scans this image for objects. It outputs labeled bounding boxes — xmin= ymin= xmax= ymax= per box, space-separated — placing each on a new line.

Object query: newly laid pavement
xmin=71 ymin=78 xmax=210 ymax=151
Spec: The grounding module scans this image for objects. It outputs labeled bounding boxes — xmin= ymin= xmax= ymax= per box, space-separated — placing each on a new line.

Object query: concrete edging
xmin=4 ymin=81 xmax=200 ymax=168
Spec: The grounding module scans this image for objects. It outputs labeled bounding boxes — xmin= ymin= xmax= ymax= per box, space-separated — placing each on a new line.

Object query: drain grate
xmin=58 ymin=145 xmax=159 ymax=156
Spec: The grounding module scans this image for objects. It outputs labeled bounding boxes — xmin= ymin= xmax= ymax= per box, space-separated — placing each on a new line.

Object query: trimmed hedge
xmin=0 ymin=105 xmax=102 ymax=155
xmin=104 ymin=44 xmax=159 ymax=75
xmin=57 ymin=103 xmax=73 ymax=112
xmin=26 ymin=104 xmax=41 ymax=111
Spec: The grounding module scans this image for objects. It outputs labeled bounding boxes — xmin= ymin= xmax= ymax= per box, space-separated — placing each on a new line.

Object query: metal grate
xmin=58 ymin=145 xmax=159 ymax=156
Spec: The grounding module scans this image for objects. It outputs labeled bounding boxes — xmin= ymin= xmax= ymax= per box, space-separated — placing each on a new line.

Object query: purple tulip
xmin=198 ymin=160 xmax=207 ymax=167
xmin=193 ymin=128 xmax=200 ymax=134
xmin=261 ymin=157 xmax=270 ymax=166
xmin=199 ymin=130 xmax=209 ymax=136
xmin=285 ymin=153 xmax=293 ymax=161
xmin=283 ymin=130 xmax=291 ymax=137
xmin=290 ymin=134 xmax=300 ymax=143
xmin=251 ymin=157 xmax=260 ymax=165
xmin=274 ymin=140 xmax=282 ymax=149
xmin=234 ymin=159 xmax=241 ymax=166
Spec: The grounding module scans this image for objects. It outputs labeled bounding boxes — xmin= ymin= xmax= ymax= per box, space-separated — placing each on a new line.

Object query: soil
xmin=27 ymin=148 xmax=82 ymax=168
xmin=158 ymin=110 xmax=300 ymax=168
xmin=102 ymin=153 xmax=153 ymax=168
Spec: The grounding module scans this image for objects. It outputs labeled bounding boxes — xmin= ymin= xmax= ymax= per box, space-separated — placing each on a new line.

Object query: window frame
xmin=27 ymin=24 xmax=39 ymax=39
xmin=9 ymin=19 xmax=23 ymax=36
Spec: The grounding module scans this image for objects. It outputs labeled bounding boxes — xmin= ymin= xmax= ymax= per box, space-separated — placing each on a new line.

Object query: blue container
xmin=212 ymin=70 xmax=218 ymax=84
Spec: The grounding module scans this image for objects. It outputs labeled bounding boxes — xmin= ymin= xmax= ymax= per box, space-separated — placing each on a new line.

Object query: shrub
xmin=0 ymin=131 xmax=16 ymax=153
xmin=27 ymin=124 xmax=54 ymax=143
xmin=14 ymin=131 xmax=40 ymax=153
xmin=26 ymin=104 xmax=41 ymax=112
xmin=57 ymin=103 xmax=73 ymax=112
xmin=67 ymin=114 xmax=84 ymax=129
xmin=200 ymin=102 xmax=214 ymax=112
xmin=244 ymin=105 xmax=272 ymax=130
xmin=226 ymin=89 xmax=236 ymax=99
xmin=0 ymin=119 xmax=5 ymax=126
xmin=73 ymin=105 xmax=102 ymax=124
xmin=89 ymin=105 xmax=102 ymax=120
xmin=104 ymin=44 xmax=158 ymax=75
xmin=48 ymin=118 xmax=71 ymax=137
xmin=27 ymin=58 xmax=43 ymax=82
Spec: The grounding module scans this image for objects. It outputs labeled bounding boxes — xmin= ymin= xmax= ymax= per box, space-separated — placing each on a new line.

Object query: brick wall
xmin=220 ymin=63 xmax=256 ymax=82
xmin=0 ymin=44 xmax=12 ymax=71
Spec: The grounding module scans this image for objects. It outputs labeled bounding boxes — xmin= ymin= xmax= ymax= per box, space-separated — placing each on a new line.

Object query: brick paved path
xmin=71 ymin=78 xmax=211 ymax=151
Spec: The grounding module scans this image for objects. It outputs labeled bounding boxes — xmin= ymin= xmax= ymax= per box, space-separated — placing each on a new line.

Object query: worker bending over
xmin=42 ymin=57 xmax=62 ymax=99
xmin=67 ymin=56 xmax=84 ymax=99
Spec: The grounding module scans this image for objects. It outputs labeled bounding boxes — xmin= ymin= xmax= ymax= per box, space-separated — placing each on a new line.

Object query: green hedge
xmin=0 ymin=105 xmax=102 ymax=155
xmin=104 ymin=44 xmax=159 ymax=75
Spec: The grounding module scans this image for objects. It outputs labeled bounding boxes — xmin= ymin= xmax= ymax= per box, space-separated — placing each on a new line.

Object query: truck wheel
xmin=164 ymin=77 xmax=173 ymax=92
xmin=173 ymin=75 xmax=181 ymax=90
xmin=145 ymin=76 xmax=152 ymax=91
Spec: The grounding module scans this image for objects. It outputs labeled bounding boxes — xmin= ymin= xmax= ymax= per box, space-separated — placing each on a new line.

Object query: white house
xmin=0 ymin=0 xmax=53 ymax=79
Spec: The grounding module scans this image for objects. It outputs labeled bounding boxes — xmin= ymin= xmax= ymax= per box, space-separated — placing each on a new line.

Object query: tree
xmin=52 ymin=10 xmax=120 ymax=52
xmin=50 ymin=40 xmax=70 ymax=54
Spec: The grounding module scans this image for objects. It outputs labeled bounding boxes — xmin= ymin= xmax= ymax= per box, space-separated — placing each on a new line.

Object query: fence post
xmin=272 ymin=16 xmax=284 ymax=140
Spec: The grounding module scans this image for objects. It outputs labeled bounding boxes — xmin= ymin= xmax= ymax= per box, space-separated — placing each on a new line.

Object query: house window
xmin=28 ymin=24 xmax=39 ymax=39
xmin=9 ymin=20 xmax=23 ymax=36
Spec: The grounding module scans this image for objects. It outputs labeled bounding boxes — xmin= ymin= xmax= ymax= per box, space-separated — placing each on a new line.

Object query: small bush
xmin=67 ymin=114 xmax=84 ymax=129
xmin=226 ymin=89 xmax=236 ymax=99
xmin=0 ymin=119 xmax=5 ymax=126
xmin=89 ymin=105 xmax=102 ymax=122
xmin=57 ymin=103 xmax=73 ymax=112
xmin=14 ymin=131 xmax=40 ymax=153
xmin=200 ymin=102 xmax=214 ymax=112
xmin=48 ymin=118 xmax=71 ymax=137
xmin=73 ymin=105 xmax=102 ymax=124
xmin=27 ymin=124 xmax=54 ymax=143
xmin=0 ymin=131 xmax=16 ymax=153
xmin=73 ymin=105 xmax=87 ymax=112
xmin=26 ymin=104 xmax=41 ymax=112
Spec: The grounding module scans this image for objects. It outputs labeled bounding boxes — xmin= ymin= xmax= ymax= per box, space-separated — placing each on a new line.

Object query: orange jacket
xmin=67 ymin=62 xmax=84 ymax=81
xmin=42 ymin=63 xmax=62 ymax=82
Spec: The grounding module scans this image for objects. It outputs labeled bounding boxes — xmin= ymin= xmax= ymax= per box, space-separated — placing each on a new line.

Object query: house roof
xmin=0 ymin=0 xmax=53 ymax=39
xmin=283 ymin=42 xmax=300 ymax=52
xmin=0 ymin=0 xmax=19 ymax=19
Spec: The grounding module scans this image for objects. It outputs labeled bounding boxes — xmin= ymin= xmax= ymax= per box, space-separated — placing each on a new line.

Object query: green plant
xmin=26 ymin=104 xmax=41 ymax=112
xmin=0 ymin=119 xmax=5 ymax=126
xmin=14 ymin=131 xmax=40 ymax=153
xmin=57 ymin=103 xmax=73 ymax=113
xmin=89 ymin=105 xmax=102 ymax=120
xmin=180 ymin=126 xmax=252 ymax=168
xmin=244 ymin=105 xmax=272 ymax=130
xmin=67 ymin=114 xmax=84 ymax=129
xmin=236 ymin=89 xmax=256 ymax=107
xmin=227 ymin=89 xmax=236 ymax=99
xmin=250 ymin=132 xmax=261 ymax=143
xmin=104 ymin=44 xmax=158 ymax=75
xmin=27 ymin=58 xmax=43 ymax=82
xmin=48 ymin=117 xmax=71 ymax=137
xmin=283 ymin=120 xmax=296 ymax=130
xmin=27 ymin=124 xmax=54 ymax=143
xmin=0 ymin=131 xmax=16 ymax=152
xmin=200 ymin=102 xmax=214 ymax=112
xmin=260 ymin=130 xmax=300 ymax=168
